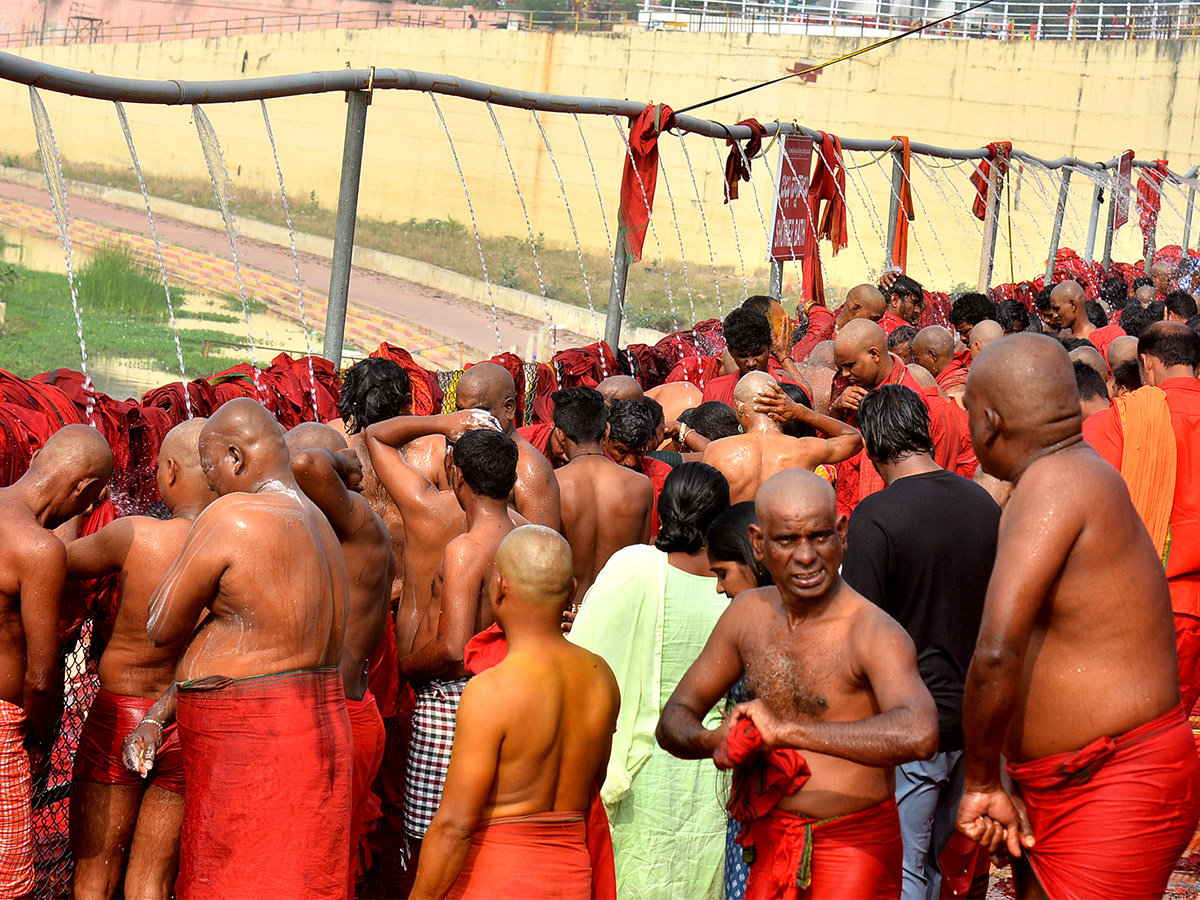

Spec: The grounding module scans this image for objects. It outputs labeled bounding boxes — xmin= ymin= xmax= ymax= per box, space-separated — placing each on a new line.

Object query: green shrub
xmin=78 ymin=244 xmax=176 ymax=320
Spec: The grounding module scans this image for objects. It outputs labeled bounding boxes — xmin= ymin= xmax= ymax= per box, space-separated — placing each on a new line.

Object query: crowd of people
xmin=0 ymin=252 xmax=1199 ymax=900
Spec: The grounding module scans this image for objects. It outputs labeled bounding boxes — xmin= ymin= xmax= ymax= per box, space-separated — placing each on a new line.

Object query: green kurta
xmin=569 ymin=544 xmax=728 ymax=900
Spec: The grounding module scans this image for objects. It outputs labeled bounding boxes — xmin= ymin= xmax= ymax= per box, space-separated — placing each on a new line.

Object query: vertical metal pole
xmin=1183 ymin=184 xmax=1197 ymax=251
xmin=1101 ymin=179 xmax=1118 ymax=271
xmin=1045 ymin=167 xmax=1072 ymax=280
xmin=1084 ymin=181 xmax=1103 ymax=263
xmin=1036 ymin=1 xmax=1044 ymax=38
xmin=324 ymin=90 xmax=369 ymax=365
xmin=605 ymin=233 xmax=629 ymax=350
xmin=884 ymin=148 xmax=903 ymax=269
xmin=978 ymin=164 xmax=1004 ymax=292
xmin=1097 ymin=2 xmax=1104 ymax=38
xmin=769 ymin=260 xmax=784 ymax=300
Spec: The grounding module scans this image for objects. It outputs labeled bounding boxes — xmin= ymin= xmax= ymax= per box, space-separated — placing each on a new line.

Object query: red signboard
xmin=769 ymin=134 xmax=814 ymax=262
xmin=1113 ymin=149 xmax=1134 ymax=230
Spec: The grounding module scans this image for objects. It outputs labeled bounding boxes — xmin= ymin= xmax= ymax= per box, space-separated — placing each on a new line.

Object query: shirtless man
xmin=68 ymin=419 xmax=213 ymax=900
xmin=551 ymin=388 xmax=653 ymax=599
xmin=410 ymin=526 xmax=619 ymax=900
xmin=285 ymin=422 xmax=395 ymax=897
xmin=658 ymin=470 xmax=938 ymax=899
xmin=956 ymin=334 xmax=1200 ymax=899
xmin=1048 ymin=280 xmax=1095 ymax=341
xmin=146 ymin=398 xmax=351 ymax=900
xmin=838 ymin=284 xmax=888 ymax=331
xmin=969 ymin=319 xmax=1004 ymax=361
xmin=596 ymin=375 xmax=643 ymax=407
xmin=701 ymin=372 xmax=863 ymax=503
xmin=0 ymin=425 xmax=111 ymax=898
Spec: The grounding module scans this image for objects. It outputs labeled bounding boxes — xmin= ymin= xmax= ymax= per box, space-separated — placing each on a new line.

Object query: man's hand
xmin=956 ymin=786 xmax=1034 ymax=860
xmin=122 ymin=720 xmax=166 ymax=778
xmin=771 ymin=311 xmax=795 ymax=362
xmin=879 ymin=269 xmax=901 ymax=293
xmin=333 ymin=448 xmax=365 ymax=493
xmin=752 ymin=383 xmax=799 ymax=423
xmin=831 ymin=385 xmax=868 ymax=415
xmin=445 ymin=410 xmax=502 ymax=442
xmin=730 ymin=699 xmax=789 ymax=750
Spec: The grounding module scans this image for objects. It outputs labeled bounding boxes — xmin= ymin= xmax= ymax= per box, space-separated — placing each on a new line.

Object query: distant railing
xmin=1 ymin=0 xmax=1197 ymax=48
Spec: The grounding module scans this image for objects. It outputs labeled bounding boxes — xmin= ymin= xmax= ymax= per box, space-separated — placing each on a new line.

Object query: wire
xmin=675 ymin=0 xmax=1003 ymax=115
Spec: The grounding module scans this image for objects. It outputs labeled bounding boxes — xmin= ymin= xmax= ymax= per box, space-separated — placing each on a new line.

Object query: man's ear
xmin=564 ymin=577 xmax=578 ymax=611
xmin=492 ymin=569 xmax=507 ymax=609
xmin=504 ymin=396 xmax=517 ymax=419
xmin=748 ymin=523 xmax=765 ymax=563
xmin=979 ymin=406 xmax=1002 ymax=447
xmin=835 ymin=513 xmax=849 ymax=543
xmin=165 ymin=456 xmax=180 ymax=488
xmin=229 ymin=445 xmax=245 ymax=476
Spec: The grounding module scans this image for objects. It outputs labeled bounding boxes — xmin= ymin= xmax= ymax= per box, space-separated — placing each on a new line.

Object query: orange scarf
xmin=1114 ymin=386 xmax=1177 ymax=562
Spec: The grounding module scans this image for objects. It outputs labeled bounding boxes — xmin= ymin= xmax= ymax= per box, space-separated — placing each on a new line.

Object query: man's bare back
xmin=349 ymin=432 xmax=408 ymax=604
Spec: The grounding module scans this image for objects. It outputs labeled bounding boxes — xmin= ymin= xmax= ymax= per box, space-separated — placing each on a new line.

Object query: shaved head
xmin=808 ymin=341 xmax=836 ymax=368
xmin=911 ymin=326 xmax=955 ymax=376
xmin=905 ymin=363 xmax=937 ymax=388
xmin=37 ymin=423 xmax=114 ymax=483
xmin=834 ymin=319 xmax=890 ymax=389
xmin=1050 ymin=281 xmax=1086 ymax=329
xmin=1051 ymin=280 xmax=1086 ymax=306
xmin=596 ymin=375 xmax=643 ymax=406
xmin=1135 ymin=285 xmax=1158 ymax=308
xmin=457 ymin=362 xmax=518 ymax=432
xmin=284 ymin=422 xmax=349 ymax=454
xmin=969 ymin=320 xmax=1004 ymax=360
xmin=1068 ymin=345 xmax=1107 ymax=379
xmin=200 ymin=398 xmax=290 ymax=495
xmin=836 ymin=319 xmax=887 ymax=356
xmin=756 ymin=468 xmax=836 ymax=519
xmin=752 ymin=469 xmax=845 ymax=603
xmin=158 ymin=417 xmax=216 ymax=511
xmin=495 ymin=525 xmax=575 ymax=611
xmin=1107 ymin=335 xmax=1138 ymax=371
xmin=159 ymin=417 xmax=208 ymax=471
xmin=733 ymin=370 xmax=778 ymax=406
xmin=837 ymin=284 xmax=886 ymax=328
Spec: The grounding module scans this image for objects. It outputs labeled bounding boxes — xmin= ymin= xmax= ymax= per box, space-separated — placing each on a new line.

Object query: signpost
xmin=769 ymin=134 xmax=814 ymax=263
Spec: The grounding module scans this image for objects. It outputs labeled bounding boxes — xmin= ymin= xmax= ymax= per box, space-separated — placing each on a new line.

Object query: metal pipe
xmin=605 ymin=233 xmax=629 ymax=350
xmin=1101 ymin=181 xmax=1118 ymax=271
xmin=1084 ymin=181 xmax=1103 ymax=263
xmin=769 ymin=260 xmax=783 ymax=300
xmin=978 ymin=163 xmax=1004 ymax=292
xmin=1045 ymin=167 xmax=1071 ymax=279
xmin=884 ymin=147 xmax=903 ymax=268
xmin=1184 ymin=183 xmax=1197 ymax=251
xmin=323 ymin=90 xmax=369 ymax=365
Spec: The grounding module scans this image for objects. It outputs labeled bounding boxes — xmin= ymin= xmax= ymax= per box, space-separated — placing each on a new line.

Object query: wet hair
xmin=1165 ymin=290 xmax=1199 ymax=321
xmin=1112 ymin=358 xmax=1142 ymax=392
xmin=1131 ymin=275 xmax=1155 ymax=291
xmin=1119 ymin=301 xmax=1163 ymax=339
xmin=1084 ymin=300 xmax=1109 ymax=329
xmin=855 ymin=384 xmax=933 ymax=465
xmin=722 ymin=307 xmax=771 ymax=355
xmin=1073 ymin=360 xmax=1109 ymax=402
xmin=677 ymin=401 xmax=740 ymax=440
xmin=779 ymin=383 xmax=817 ymax=439
xmin=1035 ymin=285 xmax=1054 ymax=314
xmin=1100 ymin=276 xmax=1129 ymax=310
xmin=887 ymin=325 xmax=919 ymax=351
xmin=642 ymin=396 xmax=665 ymax=431
xmin=949 ymin=292 xmax=996 ymax=328
xmin=337 ymin=357 xmax=412 ymax=433
xmin=452 ymin=428 xmax=518 ymax=500
xmin=705 ymin=501 xmax=772 ymax=586
xmin=995 ymin=300 xmax=1031 ymax=334
xmin=654 ymin=462 xmax=731 ymax=554
xmin=886 ymin=274 xmax=924 ymax=301
xmin=1059 ymin=336 xmax=1093 ymax=352
xmin=1138 ymin=324 xmax=1200 ymax=369
xmin=740 ymin=295 xmax=775 ymax=316
xmin=551 ymin=387 xmax=607 ymax=444
xmin=1189 ymin=315 xmax=1200 ymax=340
xmin=607 ymin=399 xmax=654 ymax=450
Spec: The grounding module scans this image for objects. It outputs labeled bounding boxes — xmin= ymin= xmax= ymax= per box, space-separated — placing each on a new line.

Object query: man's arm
xmin=735 ymin=611 xmax=938 ymax=766
xmin=122 ymin=682 xmax=178 ymax=777
xmin=19 ymin=535 xmax=66 ymax=764
xmin=64 ymin=516 xmax=135 ymax=580
xmin=401 ymin=541 xmax=481 ymax=681
xmin=753 ymin=383 xmax=864 ymax=464
xmin=514 ymin=451 xmax=562 ymax=531
xmin=637 ymin=479 xmax=654 ymax=544
xmin=656 ymin=601 xmax=744 ymax=759
xmin=290 ymin=448 xmax=368 ymax=538
xmin=146 ymin=506 xmax=230 ymax=647
xmin=408 ymin=675 xmax=505 ymax=900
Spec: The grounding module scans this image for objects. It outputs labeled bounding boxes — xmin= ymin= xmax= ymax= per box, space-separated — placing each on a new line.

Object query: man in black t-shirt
xmin=842 ymin=385 xmax=1000 ymax=900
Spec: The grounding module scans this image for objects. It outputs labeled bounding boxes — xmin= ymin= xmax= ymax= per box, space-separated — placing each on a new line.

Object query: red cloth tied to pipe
xmin=889 ymin=136 xmax=914 ymax=271
xmin=811 ymin=132 xmax=849 ymax=257
xmin=1004 ymin=702 xmax=1200 ymax=900
xmin=713 ymin=714 xmax=810 ymax=826
xmin=368 ymin=342 xmax=443 ymax=416
xmin=971 ymin=142 xmax=1012 ymax=221
xmin=724 ymin=118 xmax=768 ymax=204
xmin=622 ymin=343 xmax=671 ymax=390
xmin=618 ymin=104 xmax=675 ymax=262
xmin=175 ymin=668 xmax=352 ymax=900
xmin=1137 ymin=159 xmax=1170 ymax=257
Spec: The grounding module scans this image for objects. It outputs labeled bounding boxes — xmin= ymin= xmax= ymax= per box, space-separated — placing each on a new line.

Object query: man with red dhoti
xmin=701 ymin=308 xmax=805 ymax=408
xmin=147 ymin=399 xmax=352 ymax=900
xmin=878 ymin=274 xmax=926 ymax=337
xmin=1084 ymin=322 xmax=1200 ymax=714
xmin=957 ymin=335 xmax=1200 ymax=900
xmin=409 ymin=526 xmax=619 ymax=900
xmin=658 ymin=469 xmax=938 ymax=900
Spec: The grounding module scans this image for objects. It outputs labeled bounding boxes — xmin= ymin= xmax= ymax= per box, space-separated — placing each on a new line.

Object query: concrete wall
xmin=1 ymin=27 xmax=1197 ymax=296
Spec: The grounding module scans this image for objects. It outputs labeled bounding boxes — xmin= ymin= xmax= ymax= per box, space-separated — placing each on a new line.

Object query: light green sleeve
xmin=568 ymin=544 xmax=665 ymax=809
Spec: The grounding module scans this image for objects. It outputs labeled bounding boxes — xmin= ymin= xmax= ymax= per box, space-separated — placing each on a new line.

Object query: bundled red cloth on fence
xmin=175 ymin=668 xmax=352 ymax=900
xmin=655 ymin=318 xmax=727 ymax=364
xmin=724 ymin=118 xmax=768 ymax=204
xmin=622 ymin=344 xmax=671 ymax=391
xmin=1033 ymin=248 xmax=1104 ymax=300
xmin=663 ymin=356 xmax=722 ymax=390
xmin=369 ymin=342 xmax=443 ymax=416
xmin=811 ymin=132 xmax=848 ymax=257
xmin=888 ymin=136 xmax=914 ymax=271
xmin=1005 ymin=702 xmax=1200 ymax=900
xmin=0 ymin=370 xmax=85 ymax=432
xmin=552 ymin=342 xmax=618 ymax=390
xmin=140 ymin=380 xmax=218 ymax=428
xmin=970 ymin=142 xmax=1012 ymax=220
xmin=1136 ymin=159 xmax=1170 ymax=254
xmin=618 ymin=104 xmax=675 ymax=262
xmin=265 ymin=353 xmax=341 ymax=424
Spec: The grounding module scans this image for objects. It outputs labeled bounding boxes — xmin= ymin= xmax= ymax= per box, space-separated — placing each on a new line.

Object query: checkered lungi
xmin=404 ymin=677 xmax=470 ymax=839
xmin=0 ymin=700 xmax=33 ymax=899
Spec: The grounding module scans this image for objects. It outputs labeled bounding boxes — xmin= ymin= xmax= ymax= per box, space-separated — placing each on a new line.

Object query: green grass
xmin=0 ymin=264 xmax=248 ymax=379
xmin=4 ymin=156 xmax=752 ymax=334
xmin=77 ymin=243 xmax=180 ymax=320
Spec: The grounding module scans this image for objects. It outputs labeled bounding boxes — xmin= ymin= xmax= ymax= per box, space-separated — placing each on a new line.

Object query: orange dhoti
xmin=446 ymin=812 xmax=592 ymax=900
xmin=346 ymin=690 xmax=385 ymax=897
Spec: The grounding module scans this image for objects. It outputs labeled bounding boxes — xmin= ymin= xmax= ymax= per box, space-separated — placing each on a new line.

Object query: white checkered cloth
xmin=403 ymin=677 xmax=470 ymax=839
xmin=0 ymin=700 xmax=33 ymax=899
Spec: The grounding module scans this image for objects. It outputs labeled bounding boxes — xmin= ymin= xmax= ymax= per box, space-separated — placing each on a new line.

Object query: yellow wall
xmin=2 ymin=28 xmax=1197 ymax=296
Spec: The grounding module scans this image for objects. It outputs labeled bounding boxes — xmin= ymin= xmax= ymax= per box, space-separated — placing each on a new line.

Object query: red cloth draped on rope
xmin=618 ymin=104 xmax=676 ymax=262
xmin=811 ymin=132 xmax=849 ymax=256
xmin=369 ymin=342 xmax=443 ymax=416
xmin=1137 ymin=159 xmax=1170 ymax=261
xmin=552 ymin=342 xmax=619 ymax=391
xmin=970 ymin=142 xmax=1012 ymax=221
xmin=889 ymin=136 xmax=915 ymax=272
xmin=723 ymin=118 xmax=768 ymax=204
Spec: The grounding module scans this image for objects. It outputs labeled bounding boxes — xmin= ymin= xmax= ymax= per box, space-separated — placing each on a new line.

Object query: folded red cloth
xmin=714 ymin=714 xmax=811 ymax=826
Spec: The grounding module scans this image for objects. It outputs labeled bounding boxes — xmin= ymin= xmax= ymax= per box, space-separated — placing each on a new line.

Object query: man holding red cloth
xmin=147 ymin=399 xmax=353 ymax=900
xmin=658 ymin=469 xmax=939 ymax=900
xmin=410 ymin=526 xmax=619 ymax=900
xmin=957 ymin=335 xmax=1200 ymax=900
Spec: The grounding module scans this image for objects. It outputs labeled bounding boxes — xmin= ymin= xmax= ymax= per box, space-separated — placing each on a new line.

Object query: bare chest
xmin=740 ymin=626 xmax=857 ymax=722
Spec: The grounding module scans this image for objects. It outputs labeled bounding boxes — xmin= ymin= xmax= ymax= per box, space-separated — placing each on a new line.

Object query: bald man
xmin=957 ymin=334 xmax=1200 ymax=900
xmin=0 ymin=425 xmax=111 ymax=897
xmin=969 ymin=320 xmax=1003 ymax=361
xmin=831 ymin=320 xmax=977 ymax=515
xmin=1152 ymin=258 xmax=1176 ymax=298
xmin=147 ymin=398 xmax=351 ymax=900
xmin=286 ymin=422 xmax=395 ymax=897
xmin=596 ymin=375 xmax=643 ymax=406
xmin=701 ymin=372 xmax=863 ymax=503
xmin=1068 ymin=345 xmax=1107 ymax=380
xmin=658 ymin=470 xmax=937 ymax=900
xmin=912 ymin=326 xmax=971 ymax=406
xmin=68 ymin=419 xmax=213 ymax=900
xmin=1107 ymin=334 xmax=1138 ymax=373
xmin=791 ymin=284 xmax=886 ymax=363
xmin=1048 ymin=281 xmax=1095 ymax=341
xmin=1135 ymin=284 xmax=1159 ymax=309
xmin=410 ymin=526 xmax=618 ymax=900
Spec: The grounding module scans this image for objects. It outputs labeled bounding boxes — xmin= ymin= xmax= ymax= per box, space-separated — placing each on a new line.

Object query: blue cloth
xmin=895 ymin=750 xmax=965 ymax=900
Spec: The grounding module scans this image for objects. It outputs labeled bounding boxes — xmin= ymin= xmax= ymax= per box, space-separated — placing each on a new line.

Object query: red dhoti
xmin=175 ymin=668 xmax=352 ymax=900
xmin=346 ymin=690 xmax=385 ymax=897
xmin=739 ymin=799 xmax=902 ymax=900
xmin=446 ymin=812 xmax=592 ymax=900
xmin=72 ymin=688 xmax=185 ymax=793
xmin=1005 ymin=702 xmax=1200 ymax=900
xmin=0 ymin=701 xmax=33 ymax=899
